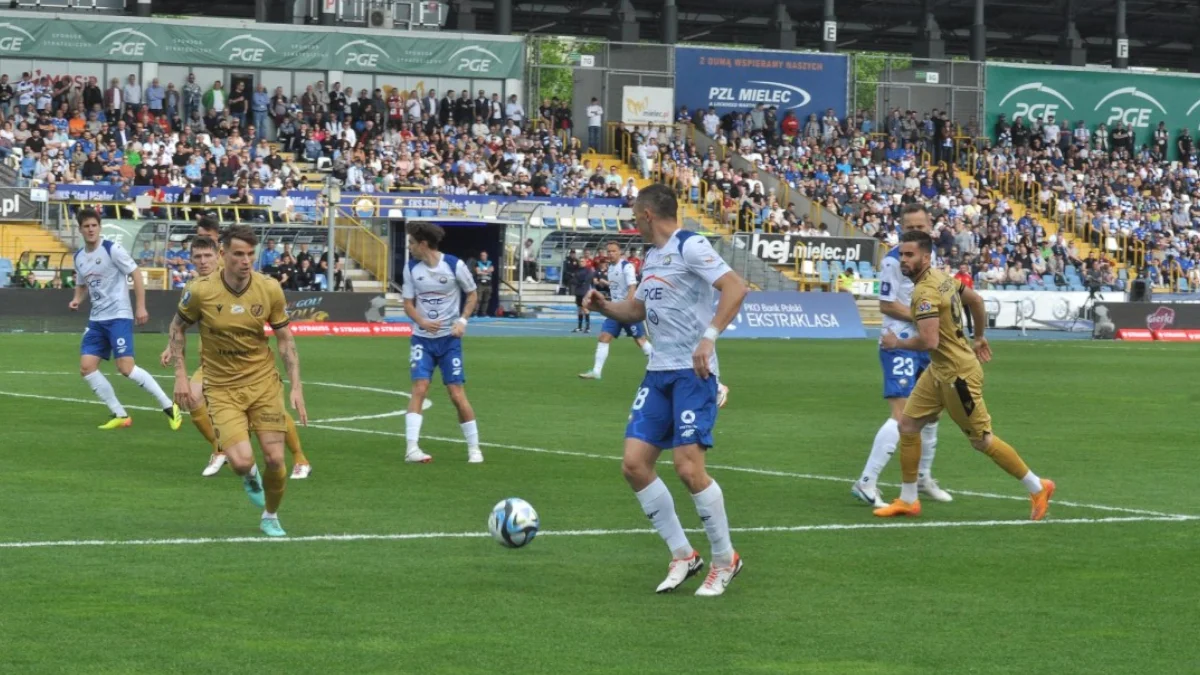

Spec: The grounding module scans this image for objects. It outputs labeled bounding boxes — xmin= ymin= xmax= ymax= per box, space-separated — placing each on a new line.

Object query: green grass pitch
xmin=0 ymin=334 xmax=1197 ymax=674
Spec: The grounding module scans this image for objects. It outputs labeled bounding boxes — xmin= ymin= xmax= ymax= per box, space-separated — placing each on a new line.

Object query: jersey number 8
xmin=631 ymin=387 xmax=650 ymax=411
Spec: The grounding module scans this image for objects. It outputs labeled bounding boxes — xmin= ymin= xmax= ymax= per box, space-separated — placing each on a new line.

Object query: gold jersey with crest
xmin=910 ymin=267 xmax=979 ymax=380
xmin=177 ymin=271 xmax=290 ymax=388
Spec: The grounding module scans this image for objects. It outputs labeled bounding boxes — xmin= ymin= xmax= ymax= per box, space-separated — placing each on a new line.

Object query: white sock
xmin=406 ymin=413 xmax=423 ymax=452
xmin=244 ymin=464 xmax=259 ymax=480
xmin=918 ymin=421 xmax=939 ymax=480
xmin=900 ymin=481 xmax=919 ymax=503
xmin=84 ymin=371 xmax=127 ymax=417
xmin=592 ymin=342 xmax=610 ymax=375
xmin=859 ymin=418 xmax=899 ymax=490
xmin=692 ymin=480 xmax=733 ymax=567
xmin=1020 ymin=470 xmax=1043 ymax=494
xmin=126 ymin=365 xmax=173 ymax=409
xmin=461 ymin=419 xmax=479 ymax=450
xmin=635 ymin=477 xmax=692 ymax=559
xmin=641 ymin=341 xmax=654 ymax=358
xmin=262 ymin=510 xmax=276 ymax=519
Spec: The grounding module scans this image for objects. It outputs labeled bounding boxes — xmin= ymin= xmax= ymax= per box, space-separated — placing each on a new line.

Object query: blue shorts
xmin=600 ymin=318 xmax=645 ymax=339
xmin=81 ymin=319 xmax=135 ymax=360
xmin=880 ymin=348 xmax=930 ymax=399
xmin=625 ymin=369 xmax=718 ymax=450
xmin=410 ymin=335 xmax=465 ymax=385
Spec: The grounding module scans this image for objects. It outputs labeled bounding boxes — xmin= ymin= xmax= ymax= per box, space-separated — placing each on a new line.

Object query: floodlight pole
xmin=325 ymin=176 xmax=340 ymax=291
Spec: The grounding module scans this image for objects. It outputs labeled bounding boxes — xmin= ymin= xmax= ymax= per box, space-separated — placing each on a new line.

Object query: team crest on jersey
xmin=662 ymin=254 xmax=673 ymax=265
xmin=917 ymin=300 xmax=932 ymax=313
xmin=251 ymin=304 xmax=263 ymax=317
xmin=439 ymin=276 xmax=448 ymax=284
xmin=180 ymin=290 xmax=191 ymax=306
xmin=231 ymin=305 xmax=245 ymax=315
xmin=216 ymin=304 xmax=223 ymax=313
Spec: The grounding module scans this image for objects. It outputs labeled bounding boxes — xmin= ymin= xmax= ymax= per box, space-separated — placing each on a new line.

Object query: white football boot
xmin=851 ymin=482 xmax=888 ymax=507
xmin=467 ymin=447 xmax=484 ymax=464
xmin=655 ymin=550 xmax=705 ymax=594
xmin=290 ymin=463 xmax=312 ymax=480
xmin=405 ymin=448 xmax=433 ymax=464
xmin=919 ymin=476 xmax=954 ymax=502
xmin=201 ymin=453 xmax=227 ymax=478
xmin=695 ymin=552 xmax=743 ymax=597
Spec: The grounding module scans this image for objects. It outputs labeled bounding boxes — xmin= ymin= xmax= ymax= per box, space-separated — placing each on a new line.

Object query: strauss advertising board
xmin=674 ymin=47 xmax=848 ymax=121
xmin=986 ymin=64 xmax=1200 ymax=159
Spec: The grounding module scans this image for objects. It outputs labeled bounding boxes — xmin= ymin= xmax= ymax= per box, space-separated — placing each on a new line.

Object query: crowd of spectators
xmin=623 ymin=98 xmax=1200 ymax=291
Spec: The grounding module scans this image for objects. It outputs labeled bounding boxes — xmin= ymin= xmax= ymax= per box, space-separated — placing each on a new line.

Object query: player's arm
xmin=877 ymin=258 xmax=912 ymax=322
xmin=960 ymin=283 xmax=992 ymax=362
xmin=884 ymin=290 xmax=939 ymax=352
xmin=268 ymin=280 xmax=307 ymax=425
xmin=452 ymin=259 xmax=478 ymax=338
xmin=114 ymin=243 xmax=149 ymax=325
xmin=167 ymin=313 xmax=195 ymax=407
xmin=688 ymin=237 xmax=746 ymax=378
xmin=69 ymin=282 xmax=86 ymax=310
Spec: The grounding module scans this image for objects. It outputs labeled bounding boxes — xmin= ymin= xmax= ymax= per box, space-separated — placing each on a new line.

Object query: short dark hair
xmin=634 ymin=183 xmax=677 ymax=221
xmin=406 ymin=221 xmax=445 ymax=249
xmin=605 ymin=240 xmax=622 ymax=250
xmin=76 ymin=207 xmax=101 ymax=226
xmin=196 ymin=214 xmax=221 ymax=238
xmin=900 ymin=202 xmax=929 ymax=218
xmin=220 ymin=224 xmax=258 ymax=249
xmin=900 ymin=229 xmax=934 ymax=253
xmin=190 ymin=236 xmax=217 ymax=253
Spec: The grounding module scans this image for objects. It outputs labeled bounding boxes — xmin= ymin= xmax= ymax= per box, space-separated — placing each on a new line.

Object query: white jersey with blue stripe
xmin=635 ymin=230 xmax=732 ymax=373
xmin=75 ymin=240 xmax=137 ymax=322
xmin=402 ymin=252 xmax=477 ymax=338
xmin=878 ymin=247 xmax=937 ymax=339
xmin=607 ymin=259 xmax=637 ymax=302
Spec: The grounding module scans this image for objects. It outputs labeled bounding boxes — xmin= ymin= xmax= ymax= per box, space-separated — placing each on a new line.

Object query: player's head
xmin=196 ymin=214 xmax=222 ymax=242
xmin=77 ymin=207 xmax=102 ymax=245
xmin=190 ymin=235 xmax=219 ymax=277
xmin=406 ymin=221 xmax=445 ymax=258
xmin=900 ymin=202 xmax=932 ymax=234
xmin=605 ymin=241 xmax=622 ymax=263
xmin=220 ymin=225 xmax=258 ymax=281
xmin=898 ymin=230 xmax=934 ymax=279
xmin=632 ymin=184 xmax=677 ymax=240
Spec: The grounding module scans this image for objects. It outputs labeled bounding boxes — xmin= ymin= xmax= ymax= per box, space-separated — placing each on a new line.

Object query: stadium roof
xmin=462 ymin=0 xmax=1198 ymax=71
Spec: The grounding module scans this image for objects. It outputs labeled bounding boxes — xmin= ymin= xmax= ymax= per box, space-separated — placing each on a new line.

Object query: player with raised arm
xmin=852 ymin=203 xmax=952 ymax=507
xmin=402 ymin=221 xmax=483 ymax=464
xmin=877 ymin=230 xmax=1055 ymax=520
xmin=168 ymin=225 xmax=307 ymax=537
xmin=162 ymin=218 xmax=312 ymax=479
xmin=578 ymin=241 xmax=653 ymax=380
xmin=71 ymin=207 xmax=182 ymax=431
xmin=585 ymin=184 xmax=748 ymax=597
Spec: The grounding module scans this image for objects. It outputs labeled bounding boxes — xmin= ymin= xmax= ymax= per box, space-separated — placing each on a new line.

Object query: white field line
xmin=0 ymin=515 xmax=1194 ymax=550
xmin=308 ymin=411 xmax=408 ymax=424
xmin=0 ymin=375 xmax=1189 ymax=520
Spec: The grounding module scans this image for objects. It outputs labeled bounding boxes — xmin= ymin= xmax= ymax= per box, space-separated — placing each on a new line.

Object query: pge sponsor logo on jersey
xmin=996 ymin=82 xmax=1076 ymax=121
xmin=0 ymin=22 xmax=34 ymax=53
xmin=449 ymin=45 xmax=502 ymax=73
xmin=100 ymin=28 xmax=159 ymax=58
xmin=335 ymin=39 xmax=390 ymax=69
xmin=707 ymin=81 xmax=812 ymax=111
xmin=220 ymin=34 xmax=277 ymax=63
xmin=1093 ymin=87 xmax=1168 ymax=129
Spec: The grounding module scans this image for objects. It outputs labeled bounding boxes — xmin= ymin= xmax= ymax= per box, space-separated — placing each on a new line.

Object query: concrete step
xmin=350 ymin=280 xmax=385 ymax=292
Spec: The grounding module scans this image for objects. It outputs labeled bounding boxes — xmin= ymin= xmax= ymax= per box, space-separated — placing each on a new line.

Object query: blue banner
xmin=674 ymin=47 xmax=848 ymax=120
xmin=722 ymin=291 xmax=865 ymax=339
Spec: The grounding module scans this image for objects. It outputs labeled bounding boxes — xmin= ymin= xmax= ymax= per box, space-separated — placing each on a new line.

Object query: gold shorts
xmin=204 ymin=375 xmax=287 ymax=446
xmin=904 ymin=366 xmax=993 ymax=441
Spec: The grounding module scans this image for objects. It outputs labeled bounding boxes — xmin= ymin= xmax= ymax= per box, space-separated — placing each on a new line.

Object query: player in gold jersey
xmin=877 ymin=230 xmax=1056 ymax=521
xmin=169 ymin=225 xmax=308 ymax=537
xmin=162 ymin=217 xmax=311 ymax=479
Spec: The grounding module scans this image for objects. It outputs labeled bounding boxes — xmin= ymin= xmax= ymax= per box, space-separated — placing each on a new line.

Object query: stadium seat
xmin=572 ymin=207 xmax=590 ymax=229
xmin=1019 ymin=284 xmax=1032 ymax=291
xmin=542 ymin=207 xmax=560 ymax=229
xmin=403 ymin=209 xmax=419 ymax=218
xmin=1178 ymin=278 xmax=1189 ymax=292
xmin=0 ymin=257 xmax=11 ymax=288
xmin=817 ymin=261 xmax=830 ymax=277
xmin=857 ymin=261 xmax=872 ymax=275
xmin=419 ymin=209 xmax=436 ymax=218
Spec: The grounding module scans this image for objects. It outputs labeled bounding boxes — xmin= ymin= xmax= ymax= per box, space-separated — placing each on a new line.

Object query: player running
xmin=70 ymin=207 xmax=182 ymax=431
xmin=168 ymin=217 xmax=312 ymax=479
xmin=578 ymin=241 xmax=654 ymax=380
xmin=168 ymin=225 xmax=308 ymax=537
xmin=852 ymin=203 xmax=951 ymax=507
xmin=585 ymin=184 xmax=748 ymax=597
xmin=877 ymin=230 xmax=1055 ymax=520
xmin=402 ymin=221 xmax=483 ymax=464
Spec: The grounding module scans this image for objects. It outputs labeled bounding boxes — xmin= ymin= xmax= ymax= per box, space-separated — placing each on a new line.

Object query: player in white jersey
xmin=70 ymin=207 xmax=182 ymax=431
xmin=585 ymin=185 xmax=748 ymax=597
xmin=852 ymin=203 xmax=952 ymax=506
xmin=402 ymin=221 xmax=483 ymax=464
xmin=578 ymin=241 xmax=654 ymax=379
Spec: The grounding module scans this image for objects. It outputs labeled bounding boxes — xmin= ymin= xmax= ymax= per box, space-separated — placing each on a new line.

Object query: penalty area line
xmin=0 ymin=515 xmax=1195 ymax=550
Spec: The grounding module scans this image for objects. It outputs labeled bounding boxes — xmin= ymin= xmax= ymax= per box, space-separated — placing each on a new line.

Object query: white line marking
xmin=309 ymin=423 xmax=1189 ymax=519
xmin=308 ymin=410 xmax=408 ymax=424
xmin=0 ymin=515 xmax=1193 ymax=550
xmin=0 ymin=386 xmax=1190 ymax=520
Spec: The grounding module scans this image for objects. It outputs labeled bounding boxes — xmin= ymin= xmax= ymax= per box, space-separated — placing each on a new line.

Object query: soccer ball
xmin=487 ymin=498 xmax=540 ymax=548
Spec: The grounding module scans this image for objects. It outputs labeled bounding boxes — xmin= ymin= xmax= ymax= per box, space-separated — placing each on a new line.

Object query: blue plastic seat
xmin=403 ymin=209 xmax=419 ymax=218
xmin=419 ymin=209 xmax=436 ymax=218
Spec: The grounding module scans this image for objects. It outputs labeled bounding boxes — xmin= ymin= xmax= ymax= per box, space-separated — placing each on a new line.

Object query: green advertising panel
xmin=0 ymin=18 xmax=523 ymax=78
xmin=986 ymin=64 xmax=1200 ymax=158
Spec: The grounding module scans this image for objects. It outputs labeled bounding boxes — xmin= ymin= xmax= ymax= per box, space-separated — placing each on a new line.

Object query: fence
xmin=853 ymin=54 xmax=986 ymax=134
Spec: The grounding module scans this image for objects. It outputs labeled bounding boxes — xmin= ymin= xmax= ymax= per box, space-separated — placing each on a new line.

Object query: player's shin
xmin=84 ymin=371 xmax=127 ymax=418
xmin=592 ymin=342 xmax=610 ymax=375
xmin=189 ymin=402 xmax=218 ymax=446
xmin=635 ymin=477 xmax=692 ymax=559
xmin=861 ymin=418 xmax=900 ymax=488
xmin=263 ymin=461 xmax=287 ymax=515
xmin=898 ymin=431 xmax=922 ymax=503
xmin=126 ymin=365 xmax=173 ymax=409
xmin=406 ymin=413 xmax=423 ymax=452
xmin=285 ymin=414 xmax=308 ymax=465
xmin=979 ymin=435 xmax=1040 ymax=492
xmin=918 ymin=421 xmax=939 ymax=479
xmin=692 ymin=480 xmax=733 ymax=568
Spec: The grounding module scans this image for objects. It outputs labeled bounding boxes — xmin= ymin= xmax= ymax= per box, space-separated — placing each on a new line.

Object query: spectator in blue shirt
xmin=257 ymin=238 xmax=280 ymax=272
xmin=251 ymin=85 xmax=269 ymax=143
xmin=145 ymin=79 xmax=165 ymax=114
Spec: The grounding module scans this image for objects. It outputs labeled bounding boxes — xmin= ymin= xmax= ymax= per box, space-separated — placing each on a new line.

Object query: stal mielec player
xmin=168 ymin=225 xmax=308 ymax=537
xmin=877 ymin=230 xmax=1055 ymax=521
